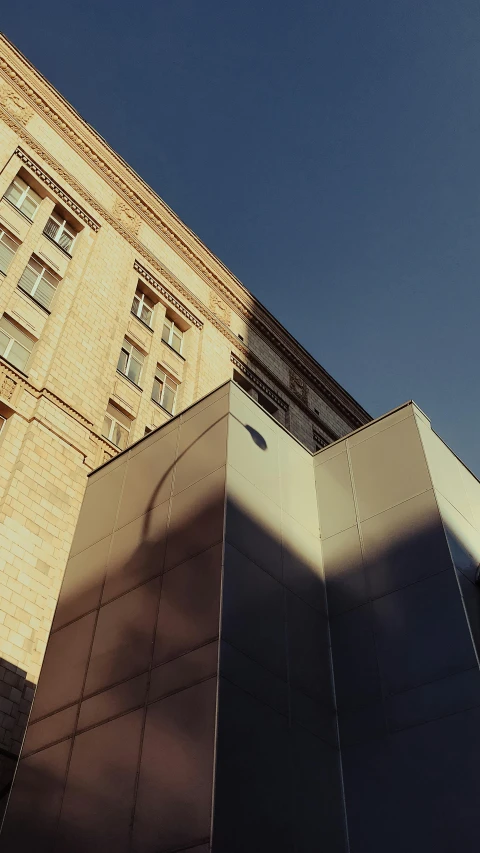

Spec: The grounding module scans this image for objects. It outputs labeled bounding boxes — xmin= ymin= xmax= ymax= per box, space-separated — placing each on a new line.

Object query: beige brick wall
xmin=0 ymin=35 xmax=370 ymax=773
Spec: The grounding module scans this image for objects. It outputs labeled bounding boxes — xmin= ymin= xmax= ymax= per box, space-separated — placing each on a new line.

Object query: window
xmin=102 ymin=402 xmax=131 ymax=450
xmin=313 ymin=434 xmax=328 ymax=452
xmin=0 ymin=230 xmax=19 ymax=276
xmin=162 ymin=317 xmax=183 ymax=354
xmin=18 ymin=257 xmax=58 ymax=310
xmin=233 ymin=369 xmax=278 ymax=417
xmin=132 ymin=288 xmax=154 ymax=328
xmin=4 ymin=176 xmax=42 ymax=220
xmin=0 ymin=316 xmax=34 ymax=371
xmin=117 ymin=338 xmax=144 ymax=386
xmin=152 ymin=368 xmax=177 ymax=414
xmin=313 ymin=428 xmax=329 ymax=451
xmin=43 ymin=211 xmax=77 ymax=253
xmin=144 ymin=426 xmax=154 ymax=436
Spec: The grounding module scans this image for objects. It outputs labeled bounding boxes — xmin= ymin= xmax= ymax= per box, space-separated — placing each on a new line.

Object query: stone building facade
xmin=0 ymin=35 xmax=369 ymax=791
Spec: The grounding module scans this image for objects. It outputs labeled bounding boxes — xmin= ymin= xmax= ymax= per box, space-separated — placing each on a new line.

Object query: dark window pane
xmin=44 ymin=218 xmax=59 ymax=240
xmin=171 ymin=331 xmax=182 ymax=353
xmin=163 ymin=385 xmax=175 ymax=413
xmin=127 ymin=355 xmax=142 ymax=385
xmin=117 ymin=349 xmax=128 ymax=374
xmin=152 ymin=376 xmax=162 ymax=404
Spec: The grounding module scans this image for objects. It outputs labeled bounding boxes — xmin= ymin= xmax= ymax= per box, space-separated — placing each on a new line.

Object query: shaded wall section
xmin=5 ymin=389 xmax=480 ymax=853
xmin=213 ymin=383 xmax=345 ymax=852
xmin=316 ymin=403 xmax=480 ymax=853
xmin=1 ymin=381 xmax=347 ymax=853
xmin=1 ymin=384 xmax=230 ymax=853
xmin=416 ymin=417 xmax=480 ymax=659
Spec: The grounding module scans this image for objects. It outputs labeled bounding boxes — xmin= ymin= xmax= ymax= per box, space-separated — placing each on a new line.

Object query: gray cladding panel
xmin=7 ymin=391 xmax=480 ymax=853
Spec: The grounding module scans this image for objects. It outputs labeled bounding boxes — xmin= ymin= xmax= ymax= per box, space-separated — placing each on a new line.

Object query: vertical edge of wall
xmin=212 ymin=383 xmax=347 ymax=852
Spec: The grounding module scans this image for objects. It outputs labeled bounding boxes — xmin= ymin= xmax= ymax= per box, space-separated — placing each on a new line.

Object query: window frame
xmin=101 ymin=404 xmax=131 ymax=450
xmin=43 ymin=211 xmax=77 ymax=254
xmin=151 ymin=367 xmax=178 ymax=414
xmin=313 ymin=432 xmax=328 ymax=451
xmin=161 ymin=316 xmax=184 ymax=355
xmin=0 ymin=316 xmax=34 ymax=372
xmin=232 ymin=369 xmax=279 ymax=418
xmin=117 ymin=337 xmax=145 ymax=387
xmin=0 ymin=229 xmax=19 ymax=277
xmin=131 ymin=288 xmax=154 ymax=329
xmin=18 ymin=256 xmax=59 ymax=311
xmin=4 ymin=176 xmax=42 ymax=221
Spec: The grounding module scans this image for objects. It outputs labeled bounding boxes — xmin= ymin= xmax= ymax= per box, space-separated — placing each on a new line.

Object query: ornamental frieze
xmin=209 ymin=292 xmax=231 ymax=326
xmin=0 ymin=371 xmax=16 ymax=402
xmin=113 ymin=198 xmax=141 ymax=235
xmin=0 ymin=83 xmax=33 ymax=125
xmin=289 ymin=369 xmax=308 ymax=402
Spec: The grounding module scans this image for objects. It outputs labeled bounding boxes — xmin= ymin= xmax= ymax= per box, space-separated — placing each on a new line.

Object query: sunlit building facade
xmin=0 ymin=35 xmax=369 ymax=800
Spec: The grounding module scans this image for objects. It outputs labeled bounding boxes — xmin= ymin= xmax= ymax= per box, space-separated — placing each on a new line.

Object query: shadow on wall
xmin=0 ymin=405 xmax=344 ymax=853
xmin=324 ymin=503 xmax=480 ymax=853
xmin=0 ymin=664 xmax=35 ymax=824
xmin=2 ymin=392 xmax=480 ymax=853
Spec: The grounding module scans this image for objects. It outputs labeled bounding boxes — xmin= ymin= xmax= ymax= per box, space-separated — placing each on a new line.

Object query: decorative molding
xmin=113 ymin=198 xmax=140 ymax=235
xmin=0 ymin=369 xmax=16 ymax=401
xmin=41 ymin=389 xmax=94 ymax=428
xmin=0 ymin=358 xmax=94 ymax=431
xmin=231 ymin=354 xmax=289 ymax=411
xmin=0 ymin=82 xmax=33 ymax=125
xmin=0 ymin=359 xmax=118 ymax=468
xmin=313 ymin=429 xmax=329 ymax=449
xmin=289 ymin=369 xmax=308 ymax=403
xmin=97 ymin=433 xmax=117 ymax=459
xmin=30 ymin=415 xmax=88 ymax=461
xmin=237 ymin=349 xmax=338 ymax=442
xmin=209 ymin=291 xmax=231 ymax=326
xmin=134 ymin=260 xmax=203 ymax=329
xmin=6 ymin=107 xmax=210 ymax=334
xmin=0 ymin=42 xmax=370 ymax=430
xmin=15 ymin=148 xmax=100 ymax=231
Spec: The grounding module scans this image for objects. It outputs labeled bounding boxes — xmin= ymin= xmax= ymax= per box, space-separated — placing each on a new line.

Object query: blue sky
xmin=3 ymin=1 xmax=479 ymax=473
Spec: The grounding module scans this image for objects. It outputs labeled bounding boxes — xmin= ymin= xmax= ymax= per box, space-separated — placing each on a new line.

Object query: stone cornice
xmin=15 ymin=148 xmax=100 ymax=231
xmin=1 ymin=104 xmax=211 ymax=330
xmin=40 ymin=388 xmax=93 ymax=428
xmin=0 ymin=360 xmax=120 ymax=465
xmin=0 ymin=36 xmax=370 ymax=428
xmin=313 ymin=428 xmax=329 ymax=448
xmin=232 ymin=351 xmax=338 ymax=441
xmin=231 ymin=354 xmax=289 ymax=411
xmin=0 ymin=356 xmax=94 ymax=429
xmin=134 ymin=261 xmax=202 ymax=329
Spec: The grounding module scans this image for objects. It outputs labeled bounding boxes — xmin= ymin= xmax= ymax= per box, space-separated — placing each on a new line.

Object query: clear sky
xmin=3 ymin=1 xmax=479 ymax=473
